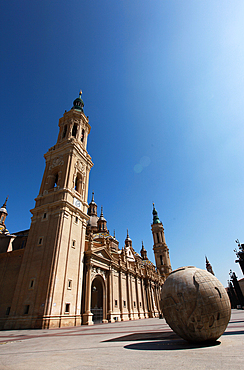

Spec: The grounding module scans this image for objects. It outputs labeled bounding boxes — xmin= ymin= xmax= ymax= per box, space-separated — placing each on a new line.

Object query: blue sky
xmin=1 ymin=0 xmax=244 ymax=286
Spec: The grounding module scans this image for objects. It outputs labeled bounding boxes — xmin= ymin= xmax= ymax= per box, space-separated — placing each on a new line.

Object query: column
xmin=83 ymin=262 xmax=94 ymax=325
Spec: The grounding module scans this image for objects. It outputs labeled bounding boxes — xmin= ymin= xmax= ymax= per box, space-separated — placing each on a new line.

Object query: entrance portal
xmin=91 ymin=277 xmax=103 ymax=324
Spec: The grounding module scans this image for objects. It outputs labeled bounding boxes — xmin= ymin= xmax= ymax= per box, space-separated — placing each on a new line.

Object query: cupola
xmin=97 ymin=206 xmax=107 ymax=232
xmin=125 ymin=229 xmax=132 ymax=248
xmin=72 ymin=90 xmax=84 ymax=112
xmin=152 ymin=203 xmax=161 ymax=224
xmin=140 ymin=241 xmax=148 ymax=260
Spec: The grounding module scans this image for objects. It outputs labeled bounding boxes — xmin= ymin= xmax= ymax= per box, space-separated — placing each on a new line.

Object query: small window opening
xmin=157 ymin=233 xmax=160 ymax=243
xmin=81 ymin=129 xmax=85 ymax=142
xmin=65 ymin=303 xmax=70 ymax=313
xmin=160 ymin=255 xmax=163 ymax=265
xmin=68 ymin=280 xmax=72 ymax=290
xmin=62 ymin=125 xmax=67 ymax=139
xmin=38 ymin=238 xmax=43 ymax=245
xmin=43 ymin=213 xmax=47 ymax=219
xmin=72 ymin=240 xmax=76 ymax=248
xmin=140 ymin=302 xmax=142 ymax=307
xmin=6 ymin=306 xmax=11 ymax=316
xmin=72 ymin=124 xmax=77 ymax=138
xmin=75 ymin=216 xmax=78 ymax=224
xmin=123 ymin=301 xmax=126 ymax=307
xmin=115 ymin=300 xmax=118 ymax=307
xmin=29 ymin=279 xmax=35 ymax=289
xmin=75 ymin=174 xmax=82 ymax=194
xmin=54 ymin=174 xmax=58 ymax=188
xmin=24 ymin=305 xmax=30 ymax=315
xmin=134 ymin=301 xmax=136 ymax=308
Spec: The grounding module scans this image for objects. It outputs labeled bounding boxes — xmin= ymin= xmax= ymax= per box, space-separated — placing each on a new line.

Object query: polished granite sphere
xmin=161 ymin=266 xmax=231 ymax=342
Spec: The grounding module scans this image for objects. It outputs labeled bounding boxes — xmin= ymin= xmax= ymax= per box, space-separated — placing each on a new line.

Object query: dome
xmin=72 ymin=91 xmax=84 ymax=111
xmin=0 ymin=207 xmax=8 ymax=214
xmin=152 ymin=203 xmax=160 ymax=224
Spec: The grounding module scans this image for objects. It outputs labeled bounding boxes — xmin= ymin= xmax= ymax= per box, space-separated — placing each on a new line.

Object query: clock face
xmin=73 ymin=197 xmax=81 ymax=209
xmin=75 ymin=200 xmax=81 ymax=208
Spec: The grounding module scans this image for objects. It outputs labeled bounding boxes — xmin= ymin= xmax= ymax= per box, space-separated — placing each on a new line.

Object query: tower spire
xmin=152 ymin=203 xmax=160 ymax=224
xmin=0 ymin=196 xmax=9 ymax=233
xmin=151 ymin=204 xmax=171 ymax=278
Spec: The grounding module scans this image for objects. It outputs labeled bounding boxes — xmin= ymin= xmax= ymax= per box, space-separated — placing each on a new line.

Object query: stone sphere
xmin=161 ymin=266 xmax=231 ymax=342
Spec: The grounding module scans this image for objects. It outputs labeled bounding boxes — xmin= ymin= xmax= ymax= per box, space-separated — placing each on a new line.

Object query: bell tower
xmin=151 ymin=204 xmax=172 ymax=278
xmin=5 ymin=92 xmax=93 ymax=329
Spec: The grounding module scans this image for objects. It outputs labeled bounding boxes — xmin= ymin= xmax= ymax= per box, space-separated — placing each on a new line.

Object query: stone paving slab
xmin=0 ymin=309 xmax=243 ymax=370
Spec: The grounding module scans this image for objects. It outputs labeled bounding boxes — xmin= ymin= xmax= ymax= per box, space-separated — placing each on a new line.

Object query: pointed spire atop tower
xmin=140 ymin=241 xmax=148 ymax=260
xmin=72 ymin=90 xmax=84 ymax=111
xmin=152 ymin=203 xmax=160 ymax=224
xmin=97 ymin=206 xmax=107 ymax=232
xmin=151 ymin=203 xmax=172 ymax=278
xmin=205 ymin=256 xmax=214 ymax=275
xmin=0 ymin=196 xmax=9 ymax=232
xmin=88 ymin=191 xmax=97 ymax=217
xmin=125 ymin=229 xmax=132 ymax=248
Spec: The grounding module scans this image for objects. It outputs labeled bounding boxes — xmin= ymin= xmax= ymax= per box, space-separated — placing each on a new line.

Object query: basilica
xmin=0 ymin=93 xmax=171 ymax=329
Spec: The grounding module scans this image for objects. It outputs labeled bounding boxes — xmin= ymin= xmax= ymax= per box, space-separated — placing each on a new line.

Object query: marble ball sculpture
xmin=161 ymin=266 xmax=231 ymax=342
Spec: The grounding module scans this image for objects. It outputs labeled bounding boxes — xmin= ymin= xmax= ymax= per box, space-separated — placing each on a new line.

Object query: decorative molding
xmin=91 ymin=267 xmax=106 ymax=281
xmin=49 ymin=156 xmax=64 ymax=170
xmin=75 ymin=160 xmax=86 ymax=175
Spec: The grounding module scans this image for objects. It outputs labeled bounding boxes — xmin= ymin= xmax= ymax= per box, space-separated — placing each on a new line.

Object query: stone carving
xmin=161 ymin=266 xmax=231 ymax=342
xmin=91 ymin=267 xmax=106 ymax=281
xmin=75 ymin=160 xmax=86 ymax=175
xmin=49 ymin=156 xmax=64 ymax=170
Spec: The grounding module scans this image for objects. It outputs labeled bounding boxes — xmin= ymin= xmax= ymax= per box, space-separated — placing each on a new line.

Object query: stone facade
xmin=0 ymin=93 xmax=171 ymax=329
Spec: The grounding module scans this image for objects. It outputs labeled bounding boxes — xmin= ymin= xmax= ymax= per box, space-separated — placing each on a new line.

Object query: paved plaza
xmin=0 ymin=309 xmax=243 ymax=370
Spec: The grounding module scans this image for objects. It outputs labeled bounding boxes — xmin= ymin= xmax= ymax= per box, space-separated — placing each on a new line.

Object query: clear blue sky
xmin=1 ymin=1 xmax=244 ymax=286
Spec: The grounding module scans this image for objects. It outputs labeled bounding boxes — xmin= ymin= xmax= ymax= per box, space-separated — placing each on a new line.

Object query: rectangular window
xmin=24 ymin=305 xmax=30 ymax=315
xmin=72 ymin=240 xmax=76 ymax=248
xmin=134 ymin=301 xmax=136 ymax=308
xmin=29 ymin=278 xmax=35 ymax=290
xmin=6 ymin=306 xmax=11 ymax=316
xmin=38 ymin=237 xmax=43 ymax=246
xmin=75 ymin=216 xmax=79 ymax=224
xmin=65 ymin=303 xmax=70 ymax=314
xmin=160 ymin=255 xmax=163 ymax=265
xmin=140 ymin=302 xmax=142 ymax=307
xmin=115 ymin=300 xmax=118 ymax=307
xmin=68 ymin=280 xmax=72 ymax=290
xmin=43 ymin=213 xmax=47 ymax=219
xmin=123 ymin=301 xmax=126 ymax=308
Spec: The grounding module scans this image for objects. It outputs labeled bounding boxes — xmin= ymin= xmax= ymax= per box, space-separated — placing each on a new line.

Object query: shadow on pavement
xmin=103 ymin=331 xmax=179 ymax=342
xmin=222 ymin=330 xmax=244 ymax=336
xmin=124 ymin=339 xmax=221 ymax=351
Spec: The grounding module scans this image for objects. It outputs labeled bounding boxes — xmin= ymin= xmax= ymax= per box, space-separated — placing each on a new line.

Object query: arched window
xmin=62 ymin=125 xmax=67 ymax=139
xmin=72 ymin=124 xmax=77 ymax=138
xmin=160 ymin=255 xmax=163 ymax=265
xmin=81 ymin=129 xmax=85 ymax=142
xmin=75 ymin=173 xmax=82 ymax=194
xmin=54 ymin=174 xmax=59 ymax=187
xmin=48 ymin=173 xmax=59 ymax=190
